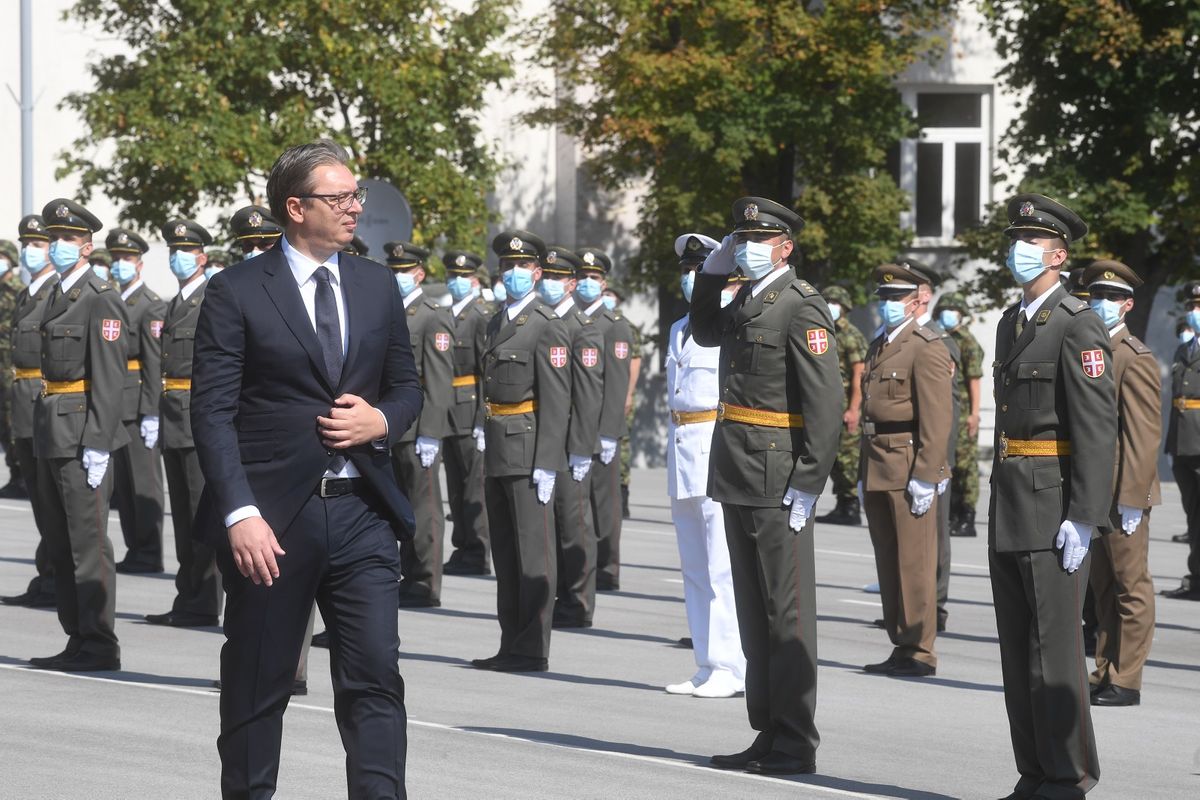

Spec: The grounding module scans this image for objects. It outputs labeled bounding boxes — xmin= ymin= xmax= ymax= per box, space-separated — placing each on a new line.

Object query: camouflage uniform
xmin=0 ymin=241 xmax=22 ymax=489
xmin=819 ymin=286 xmax=868 ymax=513
xmin=619 ymin=324 xmax=643 ymax=490
xmin=939 ymin=293 xmax=984 ymax=534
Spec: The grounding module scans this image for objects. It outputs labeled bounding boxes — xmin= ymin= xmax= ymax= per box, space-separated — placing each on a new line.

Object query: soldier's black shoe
xmin=292 ymin=680 xmax=308 ymax=696
xmin=145 ymin=611 xmax=219 ymax=627
xmin=710 ymin=743 xmax=772 ymax=770
xmin=1091 ymin=684 xmax=1140 ymax=706
xmin=29 ymin=642 xmax=81 ymax=668
xmin=2 ymin=588 xmax=56 ymax=608
xmin=311 ymin=631 xmax=330 ymax=648
xmin=1160 ymin=581 xmax=1200 ymax=600
xmin=442 ymin=559 xmax=490 ymax=576
xmin=886 ymin=657 xmax=936 ymax=678
xmin=745 ymin=752 xmax=817 ymax=775
xmin=47 ymin=651 xmax=121 ymax=672
xmin=397 ymin=592 xmax=440 ymax=608
xmin=596 ymin=575 xmax=619 ymax=592
xmin=116 ymin=560 xmax=163 ymax=575
xmin=488 ymin=654 xmax=548 ymax=672
xmin=863 ymin=656 xmax=898 ymax=674
xmin=816 ymin=497 xmax=861 ymax=526
xmin=951 ymin=507 xmax=977 ymax=536
xmin=678 ymin=637 xmax=693 ymax=649
xmin=470 ymin=653 xmax=506 ymax=670
xmin=0 ymin=479 xmax=29 ymax=499
xmin=1171 ymin=532 xmax=1192 ymax=544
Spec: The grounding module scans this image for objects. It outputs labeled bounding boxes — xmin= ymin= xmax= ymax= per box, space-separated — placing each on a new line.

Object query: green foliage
xmin=60 ymin=0 xmax=514 ymax=255
xmin=530 ymin=0 xmax=955 ymax=292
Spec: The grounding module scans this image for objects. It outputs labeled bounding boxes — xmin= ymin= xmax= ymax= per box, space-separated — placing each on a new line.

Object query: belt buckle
xmin=1177 ymin=398 xmax=1188 ymax=412
xmin=485 ymin=402 xmax=494 ymax=419
xmin=862 ymin=421 xmax=876 ymax=436
xmin=716 ymin=402 xmax=726 ymax=422
xmin=999 ymin=433 xmax=1009 ymax=460
xmin=670 ymin=411 xmax=680 ymax=425
xmin=319 ymin=477 xmax=332 ymax=498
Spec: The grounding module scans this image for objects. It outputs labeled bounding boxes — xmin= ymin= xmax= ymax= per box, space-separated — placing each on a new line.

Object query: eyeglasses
xmin=295 ymin=187 xmax=368 ymax=210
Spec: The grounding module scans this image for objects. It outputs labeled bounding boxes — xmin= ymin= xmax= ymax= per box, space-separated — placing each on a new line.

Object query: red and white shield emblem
xmin=806 ymin=328 xmax=828 ymax=355
xmin=150 ymin=320 xmax=163 ymax=339
xmin=434 ymin=332 xmax=450 ymax=352
xmin=582 ymin=347 xmax=598 ymax=367
xmin=549 ymin=346 xmax=568 ymax=368
xmin=614 ymin=341 xmax=629 ymax=360
xmin=101 ymin=319 xmax=122 ymax=342
xmin=1081 ymin=349 xmax=1105 ymax=378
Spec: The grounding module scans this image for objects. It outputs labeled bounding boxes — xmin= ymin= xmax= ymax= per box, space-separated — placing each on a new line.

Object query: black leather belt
xmin=862 ymin=420 xmax=915 ymax=436
xmin=316 ymin=477 xmax=365 ymax=498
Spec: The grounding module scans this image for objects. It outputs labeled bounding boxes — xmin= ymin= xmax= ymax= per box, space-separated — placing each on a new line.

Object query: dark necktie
xmin=313 ymin=266 xmax=346 ymax=471
xmin=1014 ymin=310 xmax=1028 ymax=340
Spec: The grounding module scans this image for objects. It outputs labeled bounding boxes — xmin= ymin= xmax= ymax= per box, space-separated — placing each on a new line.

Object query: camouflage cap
xmin=935 ymin=291 xmax=967 ymax=312
xmin=89 ymin=248 xmax=112 ymax=266
xmin=0 ymin=239 xmax=17 ymax=264
xmin=822 ymin=285 xmax=852 ymax=307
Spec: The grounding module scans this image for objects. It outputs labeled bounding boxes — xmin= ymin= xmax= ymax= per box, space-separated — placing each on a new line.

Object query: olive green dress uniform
xmin=34 ymin=199 xmax=129 ymax=665
xmin=940 ymin=296 xmax=985 ymax=533
xmin=442 ymin=253 xmax=494 ymax=574
xmin=480 ymin=231 xmax=572 ymax=661
xmin=823 ymin=287 xmax=868 ymax=514
xmin=106 ymin=229 xmax=167 ymax=572
xmin=691 ymin=198 xmax=842 ymax=764
xmin=0 ymin=250 xmax=20 ymax=487
xmin=989 ymin=195 xmax=1115 ymax=800
xmin=1165 ymin=280 xmax=1200 ymax=597
xmin=386 ymin=242 xmax=454 ymax=606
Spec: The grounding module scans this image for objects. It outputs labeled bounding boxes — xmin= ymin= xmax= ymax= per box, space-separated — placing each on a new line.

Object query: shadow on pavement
xmin=416 ymin=607 xmax=496 ymax=622
xmin=599 ymin=590 xmax=683 ymax=604
xmin=553 ymin=627 xmax=679 ymax=646
xmin=524 ymin=670 xmax=662 ymax=692
xmin=818 ymin=658 xmax=1003 ymax=693
xmin=0 ymin=556 xmax=36 ymax=566
xmin=1145 ymin=658 xmax=1200 ymax=673
xmin=0 ymin=654 xmax=216 ymax=689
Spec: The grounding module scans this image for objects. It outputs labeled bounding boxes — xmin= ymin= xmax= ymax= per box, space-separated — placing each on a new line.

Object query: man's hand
xmin=1118 ymin=505 xmax=1143 ymax=536
xmin=967 ymin=413 xmax=980 ymax=438
xmin=599 ymin=437 xmax=618 ymax=465
xmin=415 ymin=436 xmax=440 ymax=469
xmin=701 ymin=234 xmax=736 ymax=276
xmin=569 ymin=453 xmax=592 ymax=482
xmin=228 ymin=516 xmax=286 ymax=586
xmin=473 ymin=426 xmax=486 ymax=453
xmin=781 ymin=488 xmax=818 ymax=532
xmin=81 ymin=448 xmax=110 ymax=489
xmin=140 ymin=415 xmax=160 ymax=449
xmin=318 ymin=393 xmax=387 ymax=449
xmin=532 ymin=468 xmax=556 ymax=504
xmin=907 ymin=478 xmax=935 ymax=517
xmin=843 ymin=408 xmax=860 ymax=435
xmin=1055 ymin=520 xmax=1094 ymax=573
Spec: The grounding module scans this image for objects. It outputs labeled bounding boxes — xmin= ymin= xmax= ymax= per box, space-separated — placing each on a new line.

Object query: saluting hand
xmin=228 ymin=516 xmax=286 ymax=587
xmin=318 ymin=393 xmax=387 ymax=448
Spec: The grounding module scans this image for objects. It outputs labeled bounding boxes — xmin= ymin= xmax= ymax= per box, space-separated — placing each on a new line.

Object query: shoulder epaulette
xmin=1124 ymin=335 xmax=1152 ymax=356
xmin=790 ymin=279 xmax=818 ymax=297
xmin=536 ymin=304 xmax=557 ymax=320
xmin=1060 ymin=295 xmax=1087 ymax=315
xmin=145 ymin=289 xmax=161 ymax=302
xmin=423 ymin=299 xmax=441 ymax=311
xmin=914 ymin=325 xmax=940 ymax=342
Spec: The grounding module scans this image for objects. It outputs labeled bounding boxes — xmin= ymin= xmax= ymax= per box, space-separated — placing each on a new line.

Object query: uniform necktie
xmin=1015 ymin=310 xmax=1028 ymax=340
xmin=313 ymin=266 xmax=346 ymax=471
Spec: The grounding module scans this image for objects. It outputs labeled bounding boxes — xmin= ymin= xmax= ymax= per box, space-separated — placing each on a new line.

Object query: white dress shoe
xmin=692 ymin=671 xmax=745 ymax=699
xmin=665 ymin=670 xmax=711 ymax=695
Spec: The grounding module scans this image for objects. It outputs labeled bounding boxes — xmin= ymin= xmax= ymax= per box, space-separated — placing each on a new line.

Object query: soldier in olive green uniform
xmin=990 ymin=194 xmax=1115 ymax=800
xmin=0 ymin=239 xmax=22 ymax=496
xmin=145 ymin=220 xmax=222 ymax=627
xmin=602 ymin=283 xmax=641 ymax=520
xmin=575 ymin=248 xmax=633 ymax=591
xmin=0 ymin=218 xmax=60 ymax=608
xmin=106 ymin=228 xmax=167 ymax=574
xmin=342 ymin=235 xmax=369 ymax=258
xmin=442 ymin=253 xmax=494 ymax=576
xmin=470 ymin=231 xmax=571 ymax=672
xmin=229 ymin=204 xmax=282 ymax=262
xmin=1163 ymin=281 xmax=1200 ymax=600
xmin=692 ymin=197 xmax=842 ymax=776
xmin=29 ymin=199 xmax=129 ymax=672
xmin=934 ymin=292 xmax=985 ymax=537
xmin=539 ymin=245 xmax=605 ymax=628
xmin=386 ymin=241 xmax=454 ymax=608
xmin=815 ymin=285 xmax=867 ymax=526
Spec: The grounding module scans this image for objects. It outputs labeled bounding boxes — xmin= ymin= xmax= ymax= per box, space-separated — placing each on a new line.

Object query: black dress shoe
xmin=311 ymin=631 xmax=330 ymax=648
xmin=872 ymin=618 xmax=885 ymax=629
xmin=145 ymin=610 xmax=219 ymax=627
xmin=48 ymin=651 xmax=121 ymax=672
xmin=863 ymin=656 xmax=897 ymax=674
xmin=0 ymin=480 xmax=29 ymax=498
xmin=2 ymin=589 xmax=56 ymax=608
xmin=442 ymin=560 xmax=490 ymax=576
xmin=678 ymin=637 xmax=693 ymax=649
xmin=489 ymin=654 xmax=548 ymax=672
xmin=937 ymin=617 xmax=947 ymax=633
xmin=397 ymin=593 xmax=440 ymax=608
xmin=746 ymin=751 xmax=817 ymax=775
xmin=887 ymin=657 xmax=936 ymax=678
xmin=709 ymin=743 xmax=771 ymax=770
xmin=595 ymin=575 xmax=619 ymax=592
xmin=292 ymin=680 xmax=308 ymax=696
xmin=1160 ymin=583 xmax=1200 ymax=600
xmin=1171 ymin=532 xmax=1192 ymax=544
xmin=29 ymin=643 xmax=82 ymax=668
xmin=1091 ymin=684 xmax=1140 ymax=706
xmin=471 ymin=653 xmax=506 ymax=670
xmin=116 ymin=560 xmax=163 ymax=575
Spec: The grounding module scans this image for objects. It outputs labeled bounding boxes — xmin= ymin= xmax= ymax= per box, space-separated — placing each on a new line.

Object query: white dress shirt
xmin=506 ymin=291 xmax=537 ymax=320
xmin=28 ymin=269 xmax=55 ymax=297
xmin=120 ymin=278 xmax=144 ymax=301
xmin=60 ymin=263 xmax=92 ymax=294
xmin=554 ymin=296 xmax=576 ymax=318
xmin=451 ymin=292 xmax=476 ymax=318
xmin=750 ymin=265 xmax=790 ymax=298
xmin=402 ymin=286 xmax=423 ymax=309
xmin=1019 ymin=282 xmax=1060 ymax=321
xmin=179 ymin=273 xmax=206 ymax=301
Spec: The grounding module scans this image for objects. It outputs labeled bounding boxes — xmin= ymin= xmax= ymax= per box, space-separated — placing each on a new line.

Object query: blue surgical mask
xmin=1089 ymin=298 xmax=1122 ymax=329
xmin=492 ymin=281 xmax=507 ymax=302
xmin=1181 ymin=329 xmax=1196 ymax=346
xmin=205 ymin=266 xmax=224 ymax=279
xmin=680 ymin=271 xmax=695 ymax=302
xmin=1187 ymin=309 xmax=1200 ymax=335
xmin=828 ymin=303 xmax=842 ymax=322
xmin=733 ymin=240 xmax=779 ymax=280
xmin=939 ymin=309 xmax=961 ymax=330
xmin=92 ymin=265 xmax=110 ymax=281
xmin=22 ymin=245 xmax=47 ymax=273
xmin=538 ymin=277 xmax=567 ymax=305
xmin=447 ymin=276 xmax=474 ymax=301
xmin=1006 ymin=240 xmax=1050 ymax=285
xmin=169 ymin=250 xmax=199 ymax=280
xmin=720 ymin=290 xmax=736 ymax=308
xmin=502 ymin=266 xmax=534 ymax=300
xmin=243 ymin=249 xmax=265 ymax=260
xmin=49 ymin=241 xmax=81 ymax=273
xmin=395 ymin=271 xmax=417 ymax=296
xmin=110 ymin=258 xmax=138 ymax=285
xmin=602 ymin=295 xmax=617 ymax=312
xmin=576 ymin=276 xmax=602 ymax=303
xmin=880 ymin=298 xmax=910 ymax=328
xmin=0 ymin=259 xmax=9 ymax=278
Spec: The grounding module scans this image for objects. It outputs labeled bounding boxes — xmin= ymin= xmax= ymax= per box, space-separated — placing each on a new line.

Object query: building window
xmin=897 ymin=87 xmax=991 ymax=245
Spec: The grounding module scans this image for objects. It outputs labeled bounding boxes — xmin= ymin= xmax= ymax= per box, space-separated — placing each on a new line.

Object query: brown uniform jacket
xmin=160 ymin=281 xmax=206 ymax=451
xmin=9 ymin=273 xmax=58 ymax=439
xmin=1110 ymin=326 xmax=1161 ymax=517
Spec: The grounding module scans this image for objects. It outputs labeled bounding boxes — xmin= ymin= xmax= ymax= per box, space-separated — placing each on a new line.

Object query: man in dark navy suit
xmin=191 ymin=139 xmax=422 ymax=799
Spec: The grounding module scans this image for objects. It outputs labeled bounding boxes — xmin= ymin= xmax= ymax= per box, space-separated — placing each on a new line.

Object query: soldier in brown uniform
xmin=859 ymin=262 xmax=953 ymax=677
xmin=1079 ymin=261 xmax=1158 ymax=707
xmin=29 ymin=199 xmax=129 ymax=672
xmin=470 ymin=230 xmax=571 ymax=672
xmin=441 ymin=252 xmax=494 ymax=576
xmin=0 ymin=216 xmax=60 ymax=608
xmin=106 ymin=228 xmax=167 ymax=575
xmin=1163 ymin=281 xmax=1200 ymax=599
xmin=385 ymin=241 xmax=454 ymax=608
xmin=990 ymin=194 xmax=1115 ymax=800
xmin=144 ymin=219 xmax=222 ymax=627
xmin=692 ymin=197 xmax=842 ymax=775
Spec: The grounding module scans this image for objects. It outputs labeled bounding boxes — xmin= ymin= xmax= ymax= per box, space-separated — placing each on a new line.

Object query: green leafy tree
xmin=61 ymin=0 xmax=513 ymax=263
xmin=961 ymin=1 xmax=1200 ymax=336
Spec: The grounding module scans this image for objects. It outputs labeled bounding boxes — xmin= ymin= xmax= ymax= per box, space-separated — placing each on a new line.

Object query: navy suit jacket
xmin=190 ymin=247 xmax=423 ymax=544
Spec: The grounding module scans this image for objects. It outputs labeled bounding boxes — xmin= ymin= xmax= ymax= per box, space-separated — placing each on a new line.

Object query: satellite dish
xmin=356 ymin=178 xmax=413 ymax=259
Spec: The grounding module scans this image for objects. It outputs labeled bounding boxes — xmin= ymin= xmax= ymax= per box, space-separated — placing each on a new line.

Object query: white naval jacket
xmin=666 ymin=314 xmax=721 ymax=500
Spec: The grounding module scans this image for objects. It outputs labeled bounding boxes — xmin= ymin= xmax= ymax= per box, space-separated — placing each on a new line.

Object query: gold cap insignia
xmin=56 ymin=204 xmax=70 ymax=219
xmin=883 ymin=273 xmax=894 ymax=283
xmin=509 ymin=237 xmax=522 ymax=251
xmin=28 ymin=218 xmax=41 ymax=231
xmin=393 ymin=244 xmax=405 ymax=257
xmin=174 ymin=223 xmax=187 ymax=238
xmin=117 ymin=233 xmax=129 ymax=245
xmin=744 ymin=203 xmax=759 ymax=221
xmin=455 ymin=254 xmax=466 ymax=267
xmin=546 ymin=251 xmax=557 ymax=264
xmin=248 ymin=211 xmax=263 ymax=227
xmin=1019 ymin=201 xmax=1035 ymax=218
xmin=1104 ymin=270 xmax=1115 ymax=280
xmin=583 ymin=252 xmax=595 ymax=266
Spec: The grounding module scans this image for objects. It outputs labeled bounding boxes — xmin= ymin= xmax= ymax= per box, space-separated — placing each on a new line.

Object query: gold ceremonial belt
xmin=12 ymin=367 xmax=42 ymax=381
xmin=486 ymin=400 xmax=536 ymax=418
xmin=44 ymin=380 xmax=89 ymax=395
xmin=126 ymin=359 xmax=141 ymax=372
xmin=671 ymin=409 xmax=718 ymax=425
xmin=717 ymin=402 xmax=804 ymax=428
xmin=1174 ymin=397 xmax=1200 ymax=411
xmin=452 ymin=375 xmax=478 ymax=388
xmin=999 ymin=434 xmax=1072 ymax=460
xmin=163 ymin=378 xmax=192 ymax=392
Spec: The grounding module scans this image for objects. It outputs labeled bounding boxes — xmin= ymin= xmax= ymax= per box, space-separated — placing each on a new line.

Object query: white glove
xmin=81 ymin=448 xmax=110 ymax=489
xmin=701 ymin=234 xmax=736 ymax=276
xmin=599 ymin=437 xmax=618 ymax=465
xmin=532 ymin=467 xmax=556 ymax=504
xmin=1118 ymin=505 xmax=1143 ymax=536
xmin=907 ymin=478 xmax=936 ymax=517
xmin=781 ymin=488 xmax=818 ymax=532
xmin=937 ymin=478 xmax=949 ymax=496
xmin=1055 ymin=520 xmax=1094 ymax=573
xmin=472 ymin=425 xmax=486 ymax=453
xmin=140 ymin=415 xmax=159 ymax=449
xmin=857 ymin=480 xmax=865 ymax=508
xmin=568 ymin=453 xmax=592 ymax=482
xmin=415 ymin=435 xmax=440 ymax=469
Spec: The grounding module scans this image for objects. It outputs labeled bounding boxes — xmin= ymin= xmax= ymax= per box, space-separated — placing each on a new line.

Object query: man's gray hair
xmin=266 ymin=139 xmax=352 ymax=224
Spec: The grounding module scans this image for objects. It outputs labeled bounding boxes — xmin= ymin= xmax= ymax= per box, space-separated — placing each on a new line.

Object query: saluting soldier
xmin=1078 ymin=261 xmax=1159 ymax=707
xmin=934 ymin=291 xmax=985 ymax=537
xmin=990 ymin=194 xmax=1115 ymax=800
xmin=0 ymin=216 xmax=60 ymax=608
xmin=0 ymin=240 xmax=22 ymax=497
xmin=229 ymin=204 xmax=283 ymax=262
xmin=538 ymin=245 xmax=604 ymax=629
xmin=859 ymin=262 xmax=953 ymax=676
xmin=386 ymin=241 xmax=454 ymax=609
xmin=692 ymin=197 xmax=842 ymax=775
xmin=29 ymin=199 xmax=129 ymax=672
xmin=441 ymin=252 xmax=495 ymax=576
xmin=814 ymin=285 xmax=868 ymax=526
xmin=106 ymin=228 xmax=168 ymax=575
xmin=1163 ymin=280 xmax=1200 ymax=599
xmin=470 ymin=230 xmax=571 ymax=672
xmin=144 ymin=219 xmax=222 ymax=627
xmin=574 ymin=247 xmax=633 ymax=591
